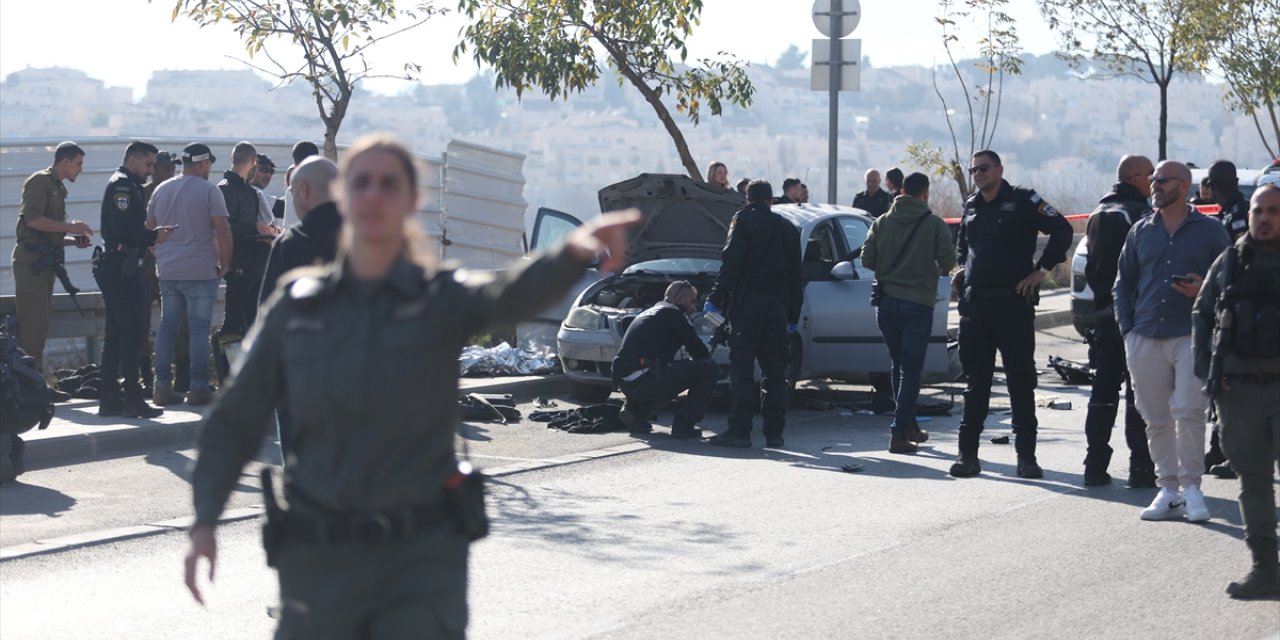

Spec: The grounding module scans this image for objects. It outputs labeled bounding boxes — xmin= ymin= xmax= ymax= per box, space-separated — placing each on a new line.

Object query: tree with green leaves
xmin=166 ymin=0 xmax=442 ymax=159
xmin=454 ymin=0 xmax=755 ymax=181
xmin=1185 ymin=0 xmax=1279 ymax=159
xmin=1038 ymin=0 xmax=1208 ymax=161
xmin=905 ymin=0 xmax=1022 ymax=199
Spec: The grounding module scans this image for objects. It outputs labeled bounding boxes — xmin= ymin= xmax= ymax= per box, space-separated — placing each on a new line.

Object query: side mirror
xmin=830 ymin=261 xmax=857 ymax=280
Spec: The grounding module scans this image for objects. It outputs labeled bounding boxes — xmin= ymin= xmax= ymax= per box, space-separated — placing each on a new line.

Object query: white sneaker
xmin=1182 ymin=486 xmax=1210 ymax=522
xmin=1140 ymin=488 xmax=1186 ymax=521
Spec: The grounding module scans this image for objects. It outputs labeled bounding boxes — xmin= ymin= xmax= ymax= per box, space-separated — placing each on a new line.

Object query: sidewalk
xmin=20 ymin=374 xmax=568 ymax=471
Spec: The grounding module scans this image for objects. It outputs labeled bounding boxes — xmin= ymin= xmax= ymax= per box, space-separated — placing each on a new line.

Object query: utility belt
xmin=1222 ymin=372 xmax=1280 ymax=385
xmin=966 ymin=284 xmax=1039 ymax=306
xmin=92 ymin=244 xmax=143 ymax=278
xmin=260 ymin=465 xmax=487 ymax=565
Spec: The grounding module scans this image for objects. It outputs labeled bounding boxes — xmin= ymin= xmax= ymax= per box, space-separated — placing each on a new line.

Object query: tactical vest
xmin=1217 ymin=246 xmax=1280 ymax=358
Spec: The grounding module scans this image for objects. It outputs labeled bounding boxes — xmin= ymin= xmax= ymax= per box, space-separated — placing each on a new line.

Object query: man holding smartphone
xmin=147 ymin=143 xmax=233 ymax=406
xmin=1114 ymin=160 xmax=1230 ymax=523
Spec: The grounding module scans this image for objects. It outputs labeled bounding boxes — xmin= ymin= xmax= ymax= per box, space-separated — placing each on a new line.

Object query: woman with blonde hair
xmin=706 ymin=161 xmax=730 ymax=189
xmin=184 ymin=134 xmax=637 ymax=638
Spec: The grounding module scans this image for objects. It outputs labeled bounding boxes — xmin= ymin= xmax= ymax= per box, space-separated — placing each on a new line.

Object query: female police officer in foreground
xmin=183 ymin=134 xmax=637 ymax=638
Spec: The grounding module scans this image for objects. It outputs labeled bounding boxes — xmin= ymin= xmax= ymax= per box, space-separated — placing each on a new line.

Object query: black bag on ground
xmin=1 ymin=316 xmax=55 ymax=437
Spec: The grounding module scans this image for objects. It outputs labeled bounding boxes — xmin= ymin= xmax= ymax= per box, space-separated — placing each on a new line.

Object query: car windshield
xmin=623 ymin=258 xmax=722 ymax=276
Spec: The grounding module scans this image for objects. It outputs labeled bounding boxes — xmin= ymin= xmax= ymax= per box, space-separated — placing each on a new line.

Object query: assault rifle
xmin=25 ymin=236 xmax=84 ymax=316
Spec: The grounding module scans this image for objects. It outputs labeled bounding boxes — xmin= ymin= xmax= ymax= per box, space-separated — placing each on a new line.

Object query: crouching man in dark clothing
xmin=612 ymin=280 xmax=717 ymax=439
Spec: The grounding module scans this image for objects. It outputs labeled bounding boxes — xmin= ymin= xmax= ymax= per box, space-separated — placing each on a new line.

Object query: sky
xmin=0 ymin=0 xmax=1060 ymax=97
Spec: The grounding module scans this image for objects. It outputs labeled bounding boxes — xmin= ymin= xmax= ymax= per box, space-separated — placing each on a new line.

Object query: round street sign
xmin=813 ymin=0 xmax=861 ymax=38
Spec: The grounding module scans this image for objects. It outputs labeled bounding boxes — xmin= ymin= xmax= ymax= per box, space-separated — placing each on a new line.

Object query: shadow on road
xmin=0 ymin=481 xmax=77 ymax=516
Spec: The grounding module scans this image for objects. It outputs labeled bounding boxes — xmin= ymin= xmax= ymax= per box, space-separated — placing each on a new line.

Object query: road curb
xmin=21 ymin=375 xmax=570 ymax=472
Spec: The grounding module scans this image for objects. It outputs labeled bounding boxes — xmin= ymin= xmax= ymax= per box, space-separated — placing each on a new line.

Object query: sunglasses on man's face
xmin=968 ymin=164 xmax=995 ymax=175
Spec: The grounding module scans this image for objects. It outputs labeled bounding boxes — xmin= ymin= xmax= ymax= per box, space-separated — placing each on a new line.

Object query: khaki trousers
xmin=1125 ymin=333 xmax=1208 ymax=490
xmin=11 ymin=257 xmax=55 ymax=371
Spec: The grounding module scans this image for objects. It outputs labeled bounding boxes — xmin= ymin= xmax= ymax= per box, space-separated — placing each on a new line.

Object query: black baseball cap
xmin=155 ymin=150 xmax=182 ymax=168
xmin=182 ymin=143 xmax=216 ymax=164
xmin=256 ymin=153 xmax=276 ymax=168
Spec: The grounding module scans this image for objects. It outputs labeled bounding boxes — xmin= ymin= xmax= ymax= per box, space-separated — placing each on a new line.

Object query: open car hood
xmin=598 ymin=174 xmax=742 ymax=262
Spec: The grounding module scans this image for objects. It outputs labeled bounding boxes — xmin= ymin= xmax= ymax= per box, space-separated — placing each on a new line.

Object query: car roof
xmin=773 ymin=203 xmax=872 ymax=229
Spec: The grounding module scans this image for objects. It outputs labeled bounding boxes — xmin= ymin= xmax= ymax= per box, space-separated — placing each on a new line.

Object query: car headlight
xmin=564 ymin=307 xmax=607 ymax=330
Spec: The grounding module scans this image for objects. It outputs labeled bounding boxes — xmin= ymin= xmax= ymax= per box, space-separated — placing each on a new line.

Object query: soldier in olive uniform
xmin=11 ymin=141 xmax=93 ymax=370
xmin=183 ymin=135 xmax=639 ymax=638
xmin=1193 ymin=184 xmax=1280 ymax=600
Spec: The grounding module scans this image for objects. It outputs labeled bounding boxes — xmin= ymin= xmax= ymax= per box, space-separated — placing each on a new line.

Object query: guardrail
xmin=0 ymin=289 xmax=226 ymax=365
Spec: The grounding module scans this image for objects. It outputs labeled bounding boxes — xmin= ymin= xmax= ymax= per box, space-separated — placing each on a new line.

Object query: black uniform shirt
xmin=1084 ymin=182 xmax=1151 ymax=310
xmin=956 ymin=180 xmax=1073 ymax=290
xmin=258 ymin=201 xmax=343 ymax=304
xmin=611 ymin=302 xmax=710 ymax=380
xmin=852 ymin=189 xmax=891 ymax=218
xmin=707 ymin=202 xmax=804 ymax=323
xmin=100 ymin=166 xmax=158 ymax=251
xmin=1219 ymin=190 xmax=1249 ymax=241
xmin=218 ymin=170 xmax=263 ymax=268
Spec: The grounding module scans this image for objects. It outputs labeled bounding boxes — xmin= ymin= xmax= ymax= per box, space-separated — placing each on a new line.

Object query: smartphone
xmin=1171 ymin=274 xmax=1195 ymax=284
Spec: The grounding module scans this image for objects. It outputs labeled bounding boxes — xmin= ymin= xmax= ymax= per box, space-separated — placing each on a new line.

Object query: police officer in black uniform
xmin=704 ymin=180 xmax=803 ymax=448
xmin=612 ymin=280 xmax=718 ymax=439
xmin=218 ymin=141 xmax=266 ymax=337
xmin=1203 ymin=159 xmax=1249 ymax=478
xmin=96 ymin=142 xmax=174 ymax=418
xmin=1081 ymin=154 xmax=1157 ymax=488
xmin=951 ymin=150 xmax=1073 ymax=478
xmin=1211 ymin=159 xmax=1249 ymax=242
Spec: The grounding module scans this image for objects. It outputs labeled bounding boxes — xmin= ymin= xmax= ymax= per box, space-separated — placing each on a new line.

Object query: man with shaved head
xmin=258 ymin=156 xmax=340 ymax=304
xmin=256 ymin=156 xmax=341 ymax=456
xmin=853 ymin=169 xmax=891 ymax=217
xmin=1081 ymin=154 xmax=1157 ymax=488
xmin=1115 ymin=160 xmax=1230 ymax=523
xmin=1193 ymin=184 xmax=1280 ymax=599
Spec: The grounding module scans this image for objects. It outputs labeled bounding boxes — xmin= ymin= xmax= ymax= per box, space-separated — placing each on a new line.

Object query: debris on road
xmin=459 ymin=393 xmax=521 ymax=424
xmin=1048 ymin=355 xmax=1093 ymax=385
xmin=459 ymin=342 xmax=558 ymax=377
xmin=990 ymin=435 xmax=1011 ymax=445
xmin=529 ymin=403 xmax=627 ymax=434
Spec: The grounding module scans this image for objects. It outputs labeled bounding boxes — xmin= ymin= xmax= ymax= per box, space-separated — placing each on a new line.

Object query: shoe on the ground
xmin=185 ymin=388 xmax=214 ymax=406
xmin=97 ymin=397 xmax=123 ymax=417
xmin=49 ymin=389 xmax=73 ymax=403
xmin=121 ymin=400 xmax=163 ymax=420
xmin=1204 ymin=446 xmax=1227 ymax=471
xmin=1016 ymin=457 xmax=1044 ymax=479
xmin=1182 ymin=485 xmax=1211 ymax=522
xmin=889 ymin=432 xmax=918 ymax=454
xmin=670 ymin=426 xmax=703 ymax=439
xmin=1226 ymin=537 xmax=1280 ymax=600
xmin=618 ymin=408 xmax=652 ymax=434
xmin=1083 ymin=470 xmax=1112 ymax=487
xmin=949 ymin=456 xmax=982 ymax=478
xmin=708 ymin=433 xmax=751 ymax=448
xmin=153 ymin=384 xmax=184 ymax=406
xmin=1209 ymin=462 xmax=1237 ymax=479
xmin=1227 ymin=568 xmax=1280 ymax=600
xmin=1140 ymin=488 xmax=1186 ymax=521
xmin=1126 ymin=468 xmax=1157 ymax=489
xmin=764 ymin=437 xmax=785 ymax=449
xmin=906 ymin=420 xmax=929 ymax=443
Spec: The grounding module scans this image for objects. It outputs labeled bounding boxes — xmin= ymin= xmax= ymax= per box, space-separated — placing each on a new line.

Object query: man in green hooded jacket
xmin=862 ymin=172 xmax=957 ymax=453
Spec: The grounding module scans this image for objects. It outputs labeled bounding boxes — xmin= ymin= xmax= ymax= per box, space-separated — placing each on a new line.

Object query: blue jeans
xmin=156 ymin=279 xmax=218 ymax=392
xmin=875 ymin=295 xmax=934 ymax=431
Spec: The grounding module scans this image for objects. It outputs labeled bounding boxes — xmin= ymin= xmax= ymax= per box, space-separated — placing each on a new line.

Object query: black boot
xmin=1126 ymin=466 xmax=1157 ymax=489
xmin=1084 ymin=449 xmax=1113 ymax=487
xmin=1227 ymin=537 xmax=1280 ymax=600
xmin=1205 ymin=426 xmax=1227 ymax=469
xmin=98 ymin=386 xmax=124 ymax=417
xmin=121 ymin=390 xmax=163 ymax=419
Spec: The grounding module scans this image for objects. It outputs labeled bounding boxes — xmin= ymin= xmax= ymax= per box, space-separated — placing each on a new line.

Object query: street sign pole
xmin=827 ymin=0 xmax=841 ymax=205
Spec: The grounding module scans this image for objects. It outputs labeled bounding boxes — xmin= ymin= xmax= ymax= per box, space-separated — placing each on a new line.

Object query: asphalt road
xmin=2 ymin=327 xmax=1277 ymax=639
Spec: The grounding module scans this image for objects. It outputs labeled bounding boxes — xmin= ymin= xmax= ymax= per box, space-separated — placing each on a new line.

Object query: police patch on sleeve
xmin=114 ymin=194 xmax=130 ymax=211
xmin=1028 ymin=192 xmax=1060 ymax=217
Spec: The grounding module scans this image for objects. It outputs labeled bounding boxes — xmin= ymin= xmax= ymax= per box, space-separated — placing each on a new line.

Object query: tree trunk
xmin=322 ymin=93 xmax=351 ymax=161
xmin=1158 ymin=81 xmax=1169 ymax=161
xmin=600 ymin=44 xmax=703 ymax=181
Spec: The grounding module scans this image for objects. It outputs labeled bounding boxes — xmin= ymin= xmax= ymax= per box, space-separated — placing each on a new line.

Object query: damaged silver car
xmin=528 ymin=174 xmax=958 ymax=401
